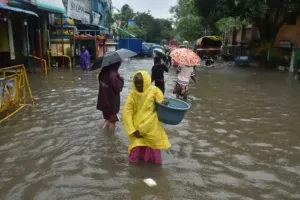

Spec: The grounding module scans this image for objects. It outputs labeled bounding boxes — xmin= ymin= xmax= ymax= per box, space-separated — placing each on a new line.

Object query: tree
xmin=177 ymin=14 xmax=203 ymax=41
xmin=127 ymin=25 xmax=147 ymax=38
xmin=134 ymin=12 xmax=174 ymax=43
xmin=120 ymin=4 xmax=135 ymax=28
xmin=216 ymin=17 xmax=247 ymax=32
xmin=193 ymin=0 xmax=300 ymax=42
xmin=114 ymin=4 xmax=174 ymax=43
xmin=170 ymin=0 xmax=196 ymax=21
xmin=155 ymin=19 xmax=174 ymax=41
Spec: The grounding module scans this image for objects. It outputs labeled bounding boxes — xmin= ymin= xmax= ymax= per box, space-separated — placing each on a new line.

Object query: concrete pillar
xmin=7 ymin=17 xmax=15 ymax=60
xmin=41 ymin=13 xmax=48 ymax=57
xmin=290 ymin=49 xmax=295 ymax=72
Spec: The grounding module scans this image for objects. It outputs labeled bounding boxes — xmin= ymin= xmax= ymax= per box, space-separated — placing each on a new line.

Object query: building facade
xmin=0 ymin=0 xmax=113 ymax=69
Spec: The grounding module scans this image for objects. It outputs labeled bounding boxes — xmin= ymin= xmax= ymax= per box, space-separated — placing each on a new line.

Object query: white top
xmin=177 ymin=65 xmax=194 ymax=85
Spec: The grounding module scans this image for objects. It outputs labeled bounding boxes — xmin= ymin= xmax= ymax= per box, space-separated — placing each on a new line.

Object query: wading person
xmin=123 ymin=71 xmax=171 ymax=164
xmin=80 ymin=46 xmax=90 ymax=71
xmin=97 ymin=61 xmax=124 ymax=133
xmin=165 ymin=49 xmax=172 ymax=66
xmin=173 ymin=64 xmax=196 ymax=100
xmin=151 ymin=56 xmax=169 ymax=94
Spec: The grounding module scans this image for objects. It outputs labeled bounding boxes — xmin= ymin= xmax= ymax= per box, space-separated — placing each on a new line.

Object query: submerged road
xmin=1 ymin=59 xmax=300 ymax=200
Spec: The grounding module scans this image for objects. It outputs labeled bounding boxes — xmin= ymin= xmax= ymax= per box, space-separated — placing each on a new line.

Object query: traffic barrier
xmin=29 ymin=55 xmax=48 ymax=75
xmin=0 ymin=65 xmax=34 ymax=124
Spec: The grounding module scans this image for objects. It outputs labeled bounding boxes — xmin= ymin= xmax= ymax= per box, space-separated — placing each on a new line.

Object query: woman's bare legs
xmin=102 ymin=120 xmax=108 ymax=129
xmin=108 ymin=122 xmax=116 ymax=134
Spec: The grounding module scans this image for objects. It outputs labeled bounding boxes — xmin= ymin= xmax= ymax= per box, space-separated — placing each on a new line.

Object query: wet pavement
xmin=1 ymin=58 xmax=300 ymax=200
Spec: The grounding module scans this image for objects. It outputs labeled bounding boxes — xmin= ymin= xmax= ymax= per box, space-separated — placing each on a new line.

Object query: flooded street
xmin=1 ymin=59 xmax=300 ymax=200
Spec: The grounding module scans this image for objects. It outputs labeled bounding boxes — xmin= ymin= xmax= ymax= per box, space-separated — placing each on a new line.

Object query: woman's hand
xmin=134 ymin=130 xmax=143 ymax=138
xmin=162 ymin=99 xmax=169 ymax=105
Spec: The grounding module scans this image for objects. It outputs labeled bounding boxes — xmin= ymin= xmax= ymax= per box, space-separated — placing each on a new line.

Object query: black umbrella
xmin=90 ymin=49 xmax=137 ymax=71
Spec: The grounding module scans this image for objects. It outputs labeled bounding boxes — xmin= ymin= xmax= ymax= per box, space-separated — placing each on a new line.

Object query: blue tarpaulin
xmin=0 ymin=2 xmax=38 ymax=17
xmin=118 ymin=38 xmax=143 ymax=54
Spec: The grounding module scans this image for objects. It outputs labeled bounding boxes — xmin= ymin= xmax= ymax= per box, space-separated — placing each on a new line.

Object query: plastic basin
xmin=156 ymin=97 xmax=191 ymax=125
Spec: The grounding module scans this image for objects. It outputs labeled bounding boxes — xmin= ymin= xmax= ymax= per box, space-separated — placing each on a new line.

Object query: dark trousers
xmin=166 ymin=56 xmax=171 ymax=65
xmin=154 ymin=80 xmax=165 ymax=94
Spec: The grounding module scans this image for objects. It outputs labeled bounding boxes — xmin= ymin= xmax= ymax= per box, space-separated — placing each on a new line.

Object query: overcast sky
xmin=111 ymin=0 xmax=177 ymax=19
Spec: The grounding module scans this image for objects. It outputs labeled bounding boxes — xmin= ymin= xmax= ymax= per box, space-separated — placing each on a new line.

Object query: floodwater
xmin=1 ymin=59 xmax=300 ymax=200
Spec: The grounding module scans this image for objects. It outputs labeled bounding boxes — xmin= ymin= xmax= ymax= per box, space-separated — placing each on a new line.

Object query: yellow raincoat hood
xmin=132 ymin=71 xmax=152 ymax=94
xmin=123 ymin=71 xmax=171 ymax=153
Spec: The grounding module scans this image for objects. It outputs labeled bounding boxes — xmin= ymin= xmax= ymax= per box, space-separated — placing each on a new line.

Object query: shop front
xmin=0 ymin=1 xmax=39 ymax=69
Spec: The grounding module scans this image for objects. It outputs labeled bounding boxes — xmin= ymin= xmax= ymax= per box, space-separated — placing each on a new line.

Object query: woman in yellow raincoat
xmin=123 ymin=71 xmax=171 ymax=164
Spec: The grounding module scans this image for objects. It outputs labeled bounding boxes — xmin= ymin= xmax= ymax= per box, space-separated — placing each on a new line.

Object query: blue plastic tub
xmin=156 ymin=97 xmax=191 ymax=125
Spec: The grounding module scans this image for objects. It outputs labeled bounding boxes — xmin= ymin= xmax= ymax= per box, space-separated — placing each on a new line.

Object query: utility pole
xmin=203 ymin=20 xmax=211 ymax=36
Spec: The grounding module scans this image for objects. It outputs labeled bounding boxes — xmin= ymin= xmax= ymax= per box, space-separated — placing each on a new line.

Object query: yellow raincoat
xmin=123 ymin=71 xmax=171 ymax=153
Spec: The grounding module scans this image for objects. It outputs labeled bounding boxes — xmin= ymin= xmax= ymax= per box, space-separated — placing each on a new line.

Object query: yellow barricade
xmin=29 ymin=55 xmax=48 ymax=75
xmin=0 ymin=65 xmax=34 ymax=124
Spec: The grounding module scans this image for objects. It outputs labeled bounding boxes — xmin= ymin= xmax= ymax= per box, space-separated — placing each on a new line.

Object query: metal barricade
xmin=29 ymin=55 xmax=48 ymax=75
xmin=0 ymin=65 xmax=34 ymax=123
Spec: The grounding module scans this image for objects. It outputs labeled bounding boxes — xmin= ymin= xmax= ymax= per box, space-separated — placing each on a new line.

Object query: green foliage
xmin=113 ymin=6 xmax=174 ymax=43
xmin=170 ymin=0 xmax=196 ymax=20
xmin=120 ymin=4 xmax=135 ymax=28
xmin=113 ymin=13 xmax=122 ymax=21
xmin=135 ymin=11 xmax=174 ymax=42
xmin=192 ymin=0 xmax=300 ymax=41
xmin=127 ymin=25 xmax=147 ymax=38
xmin=177 ymin=14 xmax=203 ymax=41
xmin=216 ymin=17 xmax=248 ymax=32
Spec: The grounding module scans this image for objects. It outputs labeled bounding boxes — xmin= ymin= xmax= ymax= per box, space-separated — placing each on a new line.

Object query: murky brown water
xmin=1 ymin=59 xmax=300 ymax=200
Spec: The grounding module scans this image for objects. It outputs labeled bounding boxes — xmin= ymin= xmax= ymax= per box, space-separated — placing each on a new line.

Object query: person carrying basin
xmin=123 ymin=71 xmax=171 ymax=165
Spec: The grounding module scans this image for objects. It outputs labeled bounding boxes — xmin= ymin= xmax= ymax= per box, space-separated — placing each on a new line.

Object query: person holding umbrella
xmin=169 ymin=48 xmax=200 ymax=100
xmin=153 ymin=48 xmax=166 ymax=65
xmin=92 ymin=49 xmax=137 ymax=133
xmin=96 ymin=61 xmax=124 ymax=133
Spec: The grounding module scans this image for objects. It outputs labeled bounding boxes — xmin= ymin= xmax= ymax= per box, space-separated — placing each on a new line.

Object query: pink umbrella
xmin=170 ymin=48 xmax=201 ymax=67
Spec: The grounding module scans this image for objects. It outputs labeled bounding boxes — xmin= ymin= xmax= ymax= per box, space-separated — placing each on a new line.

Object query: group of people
xmin=95 ymin=53 xmax=197 ymax=165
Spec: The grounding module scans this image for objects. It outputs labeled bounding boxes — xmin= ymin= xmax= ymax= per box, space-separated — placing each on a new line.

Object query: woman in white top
xmin=173 ymin=65 xmax=196 ymax=100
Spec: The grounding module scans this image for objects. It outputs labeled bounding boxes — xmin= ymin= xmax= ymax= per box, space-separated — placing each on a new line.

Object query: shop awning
xmin=34 ymin=0 xmax=65 ymax=14
xmin=76 ymin=23 xmax=100 ymax=31
xmin=0 ymin=2 xmax=38 ymax=17
xmin=74 ymin=21 xmax=108 ymax=32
